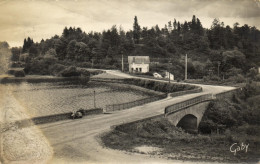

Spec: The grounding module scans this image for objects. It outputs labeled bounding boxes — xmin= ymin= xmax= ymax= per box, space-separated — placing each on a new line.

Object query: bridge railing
xmin=106 ymin=93 xmax=167 ymax=112
xmin=165 ymin=87 xmax=242 ymax=116
xmin=164 ymin=94 xmax=213 ymax=116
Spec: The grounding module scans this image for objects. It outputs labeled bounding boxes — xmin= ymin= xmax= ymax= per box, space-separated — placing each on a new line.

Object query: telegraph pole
xmin=217 ymin=61 xmax=221 ymax=77
xmin=185 ymin=54 xmax=188 ymax=81
xmin=168 ymin=71 xmax=170 ymax=84
xmin=121 ymin=53 xmax=124 ymax=72
xmin=93 ymin=90 xmax=96 ymax=108
xmin=91 ymin=59 xmax=94 ymax=68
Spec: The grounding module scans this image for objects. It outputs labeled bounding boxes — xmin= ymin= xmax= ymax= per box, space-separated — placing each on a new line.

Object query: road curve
xmin=39 ymin=70 xmax=235 ymax=164
xmin=105 ymin=70 xmax=236 ymax=94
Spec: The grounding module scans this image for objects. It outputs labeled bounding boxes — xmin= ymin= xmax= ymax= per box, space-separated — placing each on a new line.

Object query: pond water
xmin=0 ymin=81 xmax=159 ymax=118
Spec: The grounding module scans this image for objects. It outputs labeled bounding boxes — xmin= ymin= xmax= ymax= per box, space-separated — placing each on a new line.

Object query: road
xmin=105 ymin=70 xmax=235 ymax=94
xmin=37 ymin=70 xmax=236 ymax=164
xmin=2 ymin=70 xmax=235 ymax=164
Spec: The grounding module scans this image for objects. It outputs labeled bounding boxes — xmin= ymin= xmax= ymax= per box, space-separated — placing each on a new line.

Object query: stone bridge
xmin=165 ymin=100 xmax=211 ymax=133
xmin=164 ymin=89 xmax=240 ymax=133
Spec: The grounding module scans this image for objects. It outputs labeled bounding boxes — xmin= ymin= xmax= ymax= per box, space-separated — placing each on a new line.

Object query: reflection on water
xmin=1 ymin=81 xmax=156 ymax=117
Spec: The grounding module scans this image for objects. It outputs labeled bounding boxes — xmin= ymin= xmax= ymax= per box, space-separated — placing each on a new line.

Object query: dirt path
xmin=37 ymin=71 xmax=235 ymax=164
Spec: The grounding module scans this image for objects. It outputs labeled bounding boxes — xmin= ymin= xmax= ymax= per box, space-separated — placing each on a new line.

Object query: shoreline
xmin=0 ymin=75 xmax=90 ymax=84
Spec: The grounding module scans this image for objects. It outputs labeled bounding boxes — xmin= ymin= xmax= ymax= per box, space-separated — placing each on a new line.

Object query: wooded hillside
xmin=10 ymin=15 xmax=260 ymax=80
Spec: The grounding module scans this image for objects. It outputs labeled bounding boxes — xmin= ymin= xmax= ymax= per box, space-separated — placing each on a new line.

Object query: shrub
xmin=203 ymin=76 xmax=209 ymax=82
xmin=23 ymin=56 xmax=58 ymax=75
xmin=199 ymin=100 xmax=240 ymax=134
xmin=14 ymin=70 xmax=25 ymax=77
xmin=80 ymin=69 xmax=90 ymax=77
xmin=255 ymin=74 xmax=260 ymax=81
xmin=88 ymin=70 xmax=104 ymax=76
xmin=49 ymin=64 xmax=66 ymax=76
xmin=138 ymin=79 xmax=146 ymax=87
xmin=199 ymin=120 xmax=216 ymax=134
xmin=76 ymin=62 xmax=92 ymax=68
xmin=246 ymin=67 xmax=258 ymax=80
xmin=7 ymin=69 xmax=15 ymax=75
xmin=60 ymin=66 xmax=81 ymax=77
xmin=93 ymin=63 xmax=118 ymax=69
xmin=10 ymin=62 xmax=25 ymax=68
xmin=234 ymin=124 xmax=260 ymax=136
xmin=144 ymin=72 xmax=153 ymax=76
xmin=123 ymin=78 xmax=197 ymax=93
xmin=228 ymin=74 xmax=246 ymax=83
xmin=24 ymin=60 xmax=50 ymax=75
xmin=247 ymin=95 xmax=260 ymax=110
xmin=210 ymin=75 xmax=221 ymax=81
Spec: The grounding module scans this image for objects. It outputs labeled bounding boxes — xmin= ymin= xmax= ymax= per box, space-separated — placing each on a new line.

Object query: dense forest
xmin=10 ymin=15 xmax=260 ymax=80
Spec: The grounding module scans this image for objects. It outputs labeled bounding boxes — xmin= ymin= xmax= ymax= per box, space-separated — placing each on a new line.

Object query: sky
xmin=0 ymin=0 xmax=260 ymax=47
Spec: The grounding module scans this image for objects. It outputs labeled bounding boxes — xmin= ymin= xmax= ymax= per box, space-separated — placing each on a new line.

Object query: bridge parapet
xmin=165 ymin=94 xmax=213 ymax=116
xmin=165 ymin=88 xmax=241 ymax=116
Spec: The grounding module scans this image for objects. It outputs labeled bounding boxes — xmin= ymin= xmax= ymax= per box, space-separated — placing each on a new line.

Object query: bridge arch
xmin=165 ymin=101 xmax=211 ymax=132
xmin=176 ymin=114 xmax=197 ymax=133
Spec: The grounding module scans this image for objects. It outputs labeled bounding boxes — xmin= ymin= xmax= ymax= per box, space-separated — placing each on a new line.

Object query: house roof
xmin=128 ymin=56 xmax=150 ymax=64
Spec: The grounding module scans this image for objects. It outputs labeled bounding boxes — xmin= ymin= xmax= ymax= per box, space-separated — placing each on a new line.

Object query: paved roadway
xmin=39 ymin=70 xmax=235 ymax=164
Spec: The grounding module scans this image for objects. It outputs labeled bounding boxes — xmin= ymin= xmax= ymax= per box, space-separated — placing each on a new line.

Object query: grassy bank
xmin=123 ymin=78 xmax=197 ymax=93
xmin=101 ymin=116 xmax=260 ymax=163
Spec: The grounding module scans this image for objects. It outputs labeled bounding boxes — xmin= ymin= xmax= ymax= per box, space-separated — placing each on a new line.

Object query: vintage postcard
xmin=0 ymin=0 xmax=260 ymax=163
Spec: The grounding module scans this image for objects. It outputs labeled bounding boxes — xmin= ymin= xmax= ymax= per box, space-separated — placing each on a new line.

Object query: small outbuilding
xmin=165 ymin=71 xmax=174 ymax=81
xmin=128 ymin=56 xmax=150 ymax=73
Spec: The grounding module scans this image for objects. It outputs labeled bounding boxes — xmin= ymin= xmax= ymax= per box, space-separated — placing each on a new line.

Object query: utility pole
xmin=185 ymin=54 xmax=188 ymax=81
xmin=168 ymin=71 xmax=170 ymax=84
xmin=91 ymin=59 xmax=94 ymax=68
xmin=93 ymin=90 xmax=96 ymax=108
xmin=121 ymin=53 xmax=124 ymax=72
xmin=167 ymin=61 xmax=171 ymax=95
xmin=217 ymin=61 xmax=221 ymax=77
xmin=168 ymin=61 xmax=171 ymax=84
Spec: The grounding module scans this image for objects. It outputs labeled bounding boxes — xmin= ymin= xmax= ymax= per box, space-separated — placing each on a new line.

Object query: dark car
xmin=71 ymin=111 xmax=83 ymax=119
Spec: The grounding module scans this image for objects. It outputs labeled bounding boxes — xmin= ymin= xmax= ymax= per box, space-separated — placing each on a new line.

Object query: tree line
xmin=11 ymin=15 xmax=260 ymax=80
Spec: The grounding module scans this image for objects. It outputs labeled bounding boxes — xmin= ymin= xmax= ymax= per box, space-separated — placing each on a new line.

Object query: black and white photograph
xmin=0 ymin=0 xmax=260 ymax=163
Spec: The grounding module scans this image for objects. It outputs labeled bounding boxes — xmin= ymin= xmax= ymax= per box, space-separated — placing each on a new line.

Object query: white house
xmin=128 ymin=56 xmax=150 ymax=73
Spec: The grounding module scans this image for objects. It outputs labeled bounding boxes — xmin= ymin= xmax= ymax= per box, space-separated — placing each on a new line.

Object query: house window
xmin=136 ymin=68 xmax=138 ymax=72
xmin=131 ymin=68 xmax=134 ymax=72
xmin=139 ymin=68 xmax=142 ymax=72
